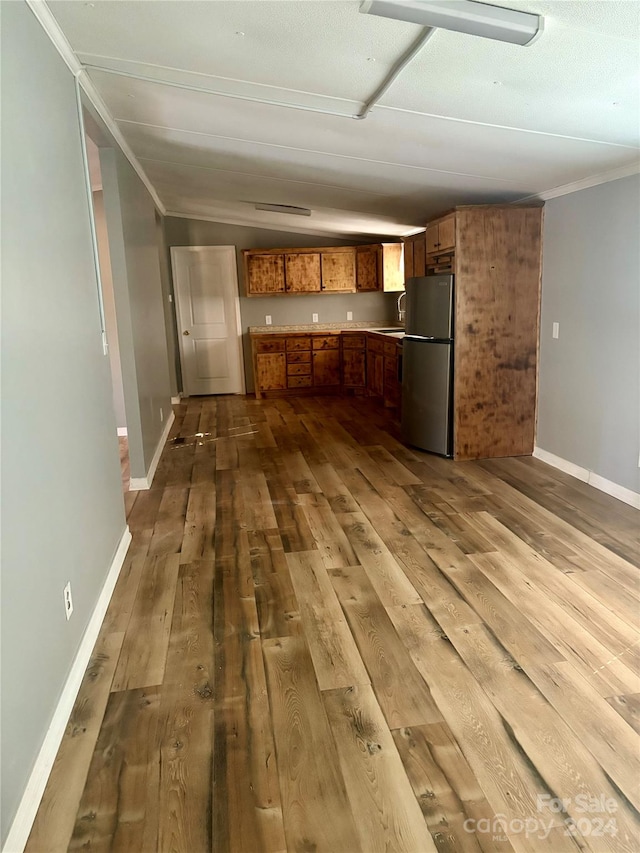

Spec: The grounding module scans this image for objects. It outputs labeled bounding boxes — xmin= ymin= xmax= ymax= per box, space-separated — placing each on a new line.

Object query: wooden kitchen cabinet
xmin=321 ymin=250 xmax=356 ymax=291
xmin=355 ymin=246 xmax=379 ymax=291
xmin=256 ymin=352 xmax=286 ymax=392
xmin=341 ymin=333 xmax=366 ymax=389
xmin=285 ymin=336 xmax=312 ymax=389
xmin=253 ymin=331 xmax=342 ymax=397
xmin=421 ymin=204 xmax=544 ymax=460
xmin=413 ymin=234 xmax=426 ymax=277
xmin=403 ymin=239 xmax=414 ymax=280
xmin=312 ymin=349 xmax=341 ymax=386
xmin=244 ymin=243 xmax=402 ymax=295
xmin=246 ymin=254 xmax=285 ymax=294
xmin=426 ymin=212 xmax=456 ymax=255
xmin=312 ymin=334 xmax=340 ymax=387
xmin=355 ymin=244 xmax=404 ymax=292
xmin=366 ymin=335 xmax=384 ymax=398
xmin=284 ymin=253 xmax=321 ymax=293
xmin=383 ymin=340 xmax=400 ymax=409
xmin=403 ymin=232 xmax=426 ymax=282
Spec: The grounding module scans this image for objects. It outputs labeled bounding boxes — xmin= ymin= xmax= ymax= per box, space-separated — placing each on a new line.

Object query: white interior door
xmin=171 ymin=246 xmax=245 ymax=396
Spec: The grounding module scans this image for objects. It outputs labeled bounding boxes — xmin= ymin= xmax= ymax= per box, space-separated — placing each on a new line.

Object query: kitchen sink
xmin=373 ymin=328 xmax=405 ymax=334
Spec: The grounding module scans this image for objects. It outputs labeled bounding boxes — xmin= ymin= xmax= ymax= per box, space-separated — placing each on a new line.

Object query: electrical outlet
xmin=265 ymin=315 xmax=272 ymax=325
xmin=552 ymin=322 xmax=559 ymax=339
xmin=168 ymin=294 xmax=173 ymax=303
xmin=160 ymin=408 xmax=164 ymax=423
xmin=312 ymin=313 xmax=319 ymax=323
xmin=347 ymin=311 xmax=353 ymax=321
xmin=63 ymin=582 xmax=73 ymax=620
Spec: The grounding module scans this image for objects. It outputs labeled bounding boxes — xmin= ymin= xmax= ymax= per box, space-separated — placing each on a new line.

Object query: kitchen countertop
xmin=249 ymin=322 xmax=405 ymax=336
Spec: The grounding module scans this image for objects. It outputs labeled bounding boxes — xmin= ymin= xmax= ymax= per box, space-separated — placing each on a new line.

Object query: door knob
xmin=183 ymin=330 xmax=190 ymax=336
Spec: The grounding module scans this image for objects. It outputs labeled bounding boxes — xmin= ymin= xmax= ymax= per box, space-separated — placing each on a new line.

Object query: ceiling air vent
xmin=254 ymin=203 xmax=312 ymax=216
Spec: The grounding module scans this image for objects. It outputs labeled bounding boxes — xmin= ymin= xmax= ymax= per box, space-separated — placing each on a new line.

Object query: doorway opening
xmin=84 ymin=133 xmax=130 ymax=493
xmin=171 ymin=246 xmax=245 ymax=396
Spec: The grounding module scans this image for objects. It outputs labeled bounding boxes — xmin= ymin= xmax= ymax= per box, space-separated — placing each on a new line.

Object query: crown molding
xmin=25 ymin=0 xmax=166 ymax=214
xmin=516 ymin=160 xmax=640 ymax=203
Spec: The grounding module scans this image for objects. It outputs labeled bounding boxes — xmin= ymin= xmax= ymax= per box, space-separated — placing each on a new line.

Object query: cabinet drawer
xmin=286 ymin=336 xmax=311 ymax=351
xmin=255 ymin=337 xmax=286 ymax=353
xmin=367 ymin=335 xmax=384 ymax=354
xmin=287 ymin=363 xmax=311 ymax=376
xmin=342 ymin=334 xmax=365 ymax=349
xmin=312 ymin=335 xmax=340 ymax=350
xmin=286 ymin=350 xmax=311 ymax=364
xmin=287 ymin=375 xmax=313 ymax=388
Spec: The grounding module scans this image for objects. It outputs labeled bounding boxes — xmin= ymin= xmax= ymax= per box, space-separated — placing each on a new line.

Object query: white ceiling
xmin=50 ymin=0 xmax=640 ymax=237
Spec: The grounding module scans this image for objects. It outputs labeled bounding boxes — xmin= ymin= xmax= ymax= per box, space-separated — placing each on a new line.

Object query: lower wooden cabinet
xmin=342 ymin=333 xmax=366 ymax=389
xmin=366 ymin=335 xmax=384 ymax=398
xmin=312 ymin=349 xmax=341 ymax=386
xmin=256 ymin=352 xmax=286 ymax=391
xmin=252 ymin=330 xmax=401 ymax=409
xmin=383 ymin=341 xmax=400 ymax=408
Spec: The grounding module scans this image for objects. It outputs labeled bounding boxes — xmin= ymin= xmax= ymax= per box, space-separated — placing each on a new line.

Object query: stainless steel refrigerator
xmin=401 ymin=275 xmax=454 ymax=456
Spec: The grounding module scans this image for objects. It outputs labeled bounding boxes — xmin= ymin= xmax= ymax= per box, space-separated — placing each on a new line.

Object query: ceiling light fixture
xmin=254 ymin=203 xmax=312 ymax=216
xmin=359 ymin=0 xmax=544 ymax=46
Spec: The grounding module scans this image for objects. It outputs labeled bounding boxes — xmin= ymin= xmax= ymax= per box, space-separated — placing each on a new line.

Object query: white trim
xmin=171 ymin=395 xmax=182 ymax=404
xmin=588 ymin=472 xmax=640 ymax=510
xmin=171 ymin=246 xmax=246 ymax=397
xmin=2 ymin=526 xmax=132 ymax=853
xmin=533 ymin=447 xmax=640 ymax=510
xmin=128 ymin=410 xmax=175 ymax=491
xmin=532 ymin=447 xmax=589 ymax=482
xmin=25 ymin=1 xmax=166 ymax=215
xmin=116 ymin=427 xmax=128 ymax=437
xmin=516 ymin=161 xmax=640 ymax=203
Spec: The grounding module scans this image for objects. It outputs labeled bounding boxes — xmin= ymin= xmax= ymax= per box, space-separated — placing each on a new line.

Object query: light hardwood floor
xmin=27 ymin=395 xmax=640 ymax=852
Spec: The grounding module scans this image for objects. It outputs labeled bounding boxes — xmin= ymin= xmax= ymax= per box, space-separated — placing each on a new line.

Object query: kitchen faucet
xmin=397 ymin=291 xmax=406 ymax=326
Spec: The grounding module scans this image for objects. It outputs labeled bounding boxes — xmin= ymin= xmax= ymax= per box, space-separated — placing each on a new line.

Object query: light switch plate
xmin=347 ymin=311 xmax=353 ymax=321
xmin=552 ymin=322 xmax=559 ymax=339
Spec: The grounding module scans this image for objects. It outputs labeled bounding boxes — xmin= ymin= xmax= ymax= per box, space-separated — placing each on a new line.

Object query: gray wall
xmin=1 ymin=2 xmax=127 ymax=842
xmin=93 ymin=190 xmax=127 ymax=430
xmin=164 ymin=217 xmax=399 ymax=391
xmin=100 ymin=148 xmax=173 ymax=478
xmin=537 ymin=174 xmax=640 ymax=494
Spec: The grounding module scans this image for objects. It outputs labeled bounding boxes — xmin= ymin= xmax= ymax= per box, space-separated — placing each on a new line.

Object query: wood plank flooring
xmin=27 ymin=395 xmax=640 ymax=853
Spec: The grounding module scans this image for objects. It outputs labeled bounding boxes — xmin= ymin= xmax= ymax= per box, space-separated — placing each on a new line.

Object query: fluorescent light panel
xmin=255 ymin=203 xmax=312 ymax=216
xmin=360 ymin=0 xmax=543 ymax=46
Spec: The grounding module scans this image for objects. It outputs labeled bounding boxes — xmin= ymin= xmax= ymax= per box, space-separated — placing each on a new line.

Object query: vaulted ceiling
xmin=50 ymin=0 xmax=640 ymax=236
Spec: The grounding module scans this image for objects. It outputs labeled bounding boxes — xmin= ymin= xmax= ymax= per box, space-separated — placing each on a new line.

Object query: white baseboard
xmin=588 ymin=472 xmax=640 ymax=510
xmin=2 ymin=526 xmax=132 ymax=853
xmin=116 ymin=427 xmax=128 ymax=437
xmin=128 ymin=410 xmax=175 ymax=491
xmin=171 ymin=395 xmax=181 ymax=404
xmin=533 ymin=446 xmax=640 ymax=509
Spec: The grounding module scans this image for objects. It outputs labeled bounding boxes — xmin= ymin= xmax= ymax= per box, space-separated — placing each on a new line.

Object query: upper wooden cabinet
xmin=284 ymin=253 xmax=321 ymax=293
xmin=426 ymin=213 xmax=456 ymax=254
xmin=402 ymin=232 xmax=426 ymax=281
xmin=321 ymin=251 xmax=356 ymax=292
xmin=246 ymin=254 xmax=285 ymax=294
xmin=355 ymin=246 xmax=378 ymax=291
xmin=243 ymin=243 xmax=403 ymax=295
